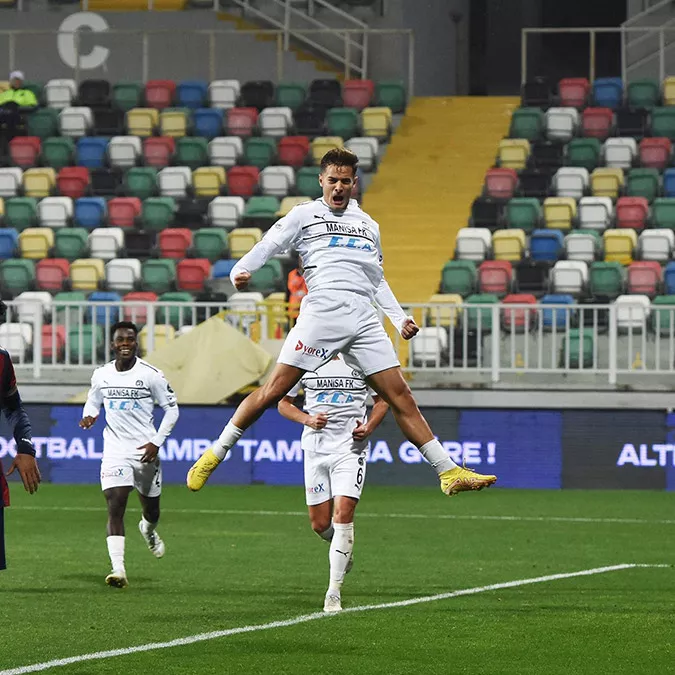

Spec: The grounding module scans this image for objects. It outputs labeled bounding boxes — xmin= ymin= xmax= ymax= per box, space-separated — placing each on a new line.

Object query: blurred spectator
xmin=287 ymin=263 xmax=308 ymax=321
xmin=0 ymin=71 xmax=38 ymax=153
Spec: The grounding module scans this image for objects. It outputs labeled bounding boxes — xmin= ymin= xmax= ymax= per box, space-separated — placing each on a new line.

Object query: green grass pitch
xmin=1 ymin=485 xmax=674 ymax=674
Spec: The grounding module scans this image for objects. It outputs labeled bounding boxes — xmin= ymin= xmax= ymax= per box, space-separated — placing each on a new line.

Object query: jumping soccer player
xmin=79 ymin=321 xmax=179 ymax=588
xmin=188 ymin=148 xmax=496 ymax=495
xmin=278 ymin=354 xmax=389 ymax=612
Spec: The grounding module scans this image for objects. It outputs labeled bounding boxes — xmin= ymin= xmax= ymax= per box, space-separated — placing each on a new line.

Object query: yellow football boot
xmin=186 ymin=448 xmax=222 ymax=491
xmin=439 ymin=466 xmax=497 ymax=496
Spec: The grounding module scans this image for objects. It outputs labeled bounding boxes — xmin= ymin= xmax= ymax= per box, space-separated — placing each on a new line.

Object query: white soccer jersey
xmin=289 ymin=355 xmax=375 ymax=455
xmin=83 ymin=358 xmax=179 ymax=460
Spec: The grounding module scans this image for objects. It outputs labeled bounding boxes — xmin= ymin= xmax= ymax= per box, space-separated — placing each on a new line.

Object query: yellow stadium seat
xmin=426 ymin=294 xmax=462 ymax=328
xmin=160 ymin=110 xmax=188 ymax=138
xmin=543 ymin=197 xmax=577 ymax=231
xmin=361 ymin=107 xmax=393 ymax=139
xmin=498 ymin=139 xmax=531 ymax=170
xmin=70 ymin=258 xmax=105 ymax=291
xmin=311 ymin=136 xmax=344 ymax=166
xmin=23 ymin=168 xmax=56 ymax=198
xmin=139 ymin=325 xmax=176 ymax=357
xmin=276 ymin=196 xmax=311 ymax=217
xmin=126 ymin=108 xmax=159 ymax=137
xmin=19 ymin=227 xmax=54 ymax=260
xmin=591 ymin=168 xmax=624 ymax=199
xmin=0 ymin=197 xmax=4 ymax=218
xmin=664 ymin=77 xmax=675 ymax=106
xmin=492 ymin=228 xmax=526 ymax=262
xmin=603 ymin=229 xmax=637 ymax=265
xmin=230 ymin=227 xmax=262 ymax=258
xmin=192 ymin=167 xmax=226 ymax=197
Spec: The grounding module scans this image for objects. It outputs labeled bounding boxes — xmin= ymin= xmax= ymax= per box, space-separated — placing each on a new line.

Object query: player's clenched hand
xmin=400 ymin=317 xmax=419 ymax=341
xmin=139 ymin=442 xmax=160 ymax=463
xmin=352 ymin=420 xmax=371 ymax=442
xmin=233 ymin=272 xmax=251 ymax=291
xmin=306 ymin=413 xmax=328 ymax=430
xmin=7 ymin=454 xmax=41 ymax=494
xmin=79 ymin=415 xmax=97 ymax=429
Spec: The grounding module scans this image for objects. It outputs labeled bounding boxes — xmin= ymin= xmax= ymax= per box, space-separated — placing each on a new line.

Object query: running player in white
xmin=79 ymin=321 xmax=179 ymax=588
xmin=188 ymin=148 xmax=496 ymax=495
xmin=278 ymin=354 xmax=389 ymax=613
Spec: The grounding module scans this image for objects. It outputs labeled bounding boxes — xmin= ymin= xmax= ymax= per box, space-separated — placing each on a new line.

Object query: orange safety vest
xmin=287 ymin=268 xmax=307 ymax=319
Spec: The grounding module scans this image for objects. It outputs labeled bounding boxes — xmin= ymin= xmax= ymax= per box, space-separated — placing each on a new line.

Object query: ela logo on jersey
xmin=327 ymin=235 xmax=374 ymax=252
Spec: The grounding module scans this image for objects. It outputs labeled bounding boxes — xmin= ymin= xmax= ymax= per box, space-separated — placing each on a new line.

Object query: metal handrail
xmin=624 ymin=0 xmax=673 ymax=26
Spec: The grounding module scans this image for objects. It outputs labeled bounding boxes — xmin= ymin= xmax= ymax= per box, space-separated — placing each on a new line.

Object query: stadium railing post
xmin=491 ymin=303 xmax=500 ymax=384
xmin=608 ymin=303 xmax=617 ymax=385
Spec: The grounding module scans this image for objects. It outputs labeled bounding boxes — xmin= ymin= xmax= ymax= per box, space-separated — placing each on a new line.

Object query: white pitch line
xmin=15 ymin=504 xmax=675 ymax=527
xmin=0 ymin=564 xmax=668 ymax=675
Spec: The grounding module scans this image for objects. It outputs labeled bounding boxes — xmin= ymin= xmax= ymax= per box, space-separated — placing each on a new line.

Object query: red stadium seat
xmin=639 ymin=137 xmax=672 ymax=170
xmin=342 ymin=79 xmax=375 ymax=110
xmin=177 ymin=258 xmax=210 ymax=291
xmin=57 ymin=167 xmax=90 ymax=199
xmin=227 ymin=166 xmax=259 ymax=197
xmin=143 ymin=136 xmax=175 ymax=168
xmin=558 ymin=78 xmax=590 ymax=108
xmin=484 ymin=168 xmax=518 ymax=200
xmin=158 ymin=228 xmax=192 ymax=259
xmin=581 ymin=107 xmax=613 ymax=140
xmin=226 ymin=107 xmax=258 ymax=137
xmin=627 ymin=261 xmax=662 ymax=296
xmin=478 ymin=260 xmax=512 ymax=296
xmin=278 ymin=136 xmax=310 ymax=168
xmin=36 ymin=258 xmax=70 ymax=291
xmin=502 ymin=293 xmax=537 ymax=331
xmin=108 ymin=197 xmax=142 ymax=228
xmin=42 ymin=324 xmax=66 ymax=362
xmin=145 ymin=80 xmax=176 ymax=110
xmin=9 ymin=137 xmax=41 ymax=168
xmin=123 ymin=291 xmax=158 ymax=325
xmin=615 ymin=196 xmax=649 ymax=231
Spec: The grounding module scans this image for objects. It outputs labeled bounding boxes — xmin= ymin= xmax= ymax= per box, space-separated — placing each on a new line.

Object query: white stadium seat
xmin=108 ymin=136 xmax=142 ymax=169
xmin=345 ymin=137 xmax=378 ymax=171
xmin=105 ymin=258 xmax=141 ymax=292
xmin=89 ymin=228 xmax=124 ymax=261
xmin=578 ymin=196 xmax=613 ymax=232
xmin=564 ymin=231 xmax=598 ymax=264
xmin=228 ymin=292 xmax=264 ymax=312
xmin=260 ymin=166 xmax=295 ymax=197
xmin=455 ymin=227 xmax=491 ymax=262
xmin=38 ymin=197 xmax=73 ymax=228
xmin=553 ymin=167 xmax=589 ymax=200
xmin=259 ymin=107 xmax=293 ymax=137
xmin=551 ymin=260 xmax=588 ymax=296
xmin=158 ymin=166 xmax=192 ymax=198
xmin=45 ymin=79 xmax=76 ymax=109
xmin=209 ymin=137 xmax=243 ymax=168
xmin=545 ymin=107 xmax=579 ymax=142
xmin=603 ymin=137 xmax=637 ymax=170
xmin=410 ymin=327 xmax=448 ymax=367
xmin=615 ymin=294 xmax=651 ymax=331
xmin=0 ymin=323 xmax=32 ymax=360
xmin=59 ymin=107 xmax=93 ymax=137
xmin=209 ymin=80 xmax=240 ymax=109
xmin=639 ymin=229 xmax=675 ymax=263
xmin=15 ymin=291 xmax=52 ymax=323
xmin=0 ymin=168 xmax=23 ymax=197
xmin=208 ymin=196 xmax=244 ymax=229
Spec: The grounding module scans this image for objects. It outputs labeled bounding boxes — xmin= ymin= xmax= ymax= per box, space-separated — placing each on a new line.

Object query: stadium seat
xmin=530 ymin=229 xmax=564 ymax=262
xmin=192 ymin=166 xmax=226 ymax=198
xmin=22 ymin=168 xmax=55 ymax=199
xmin=68 ymin=324 xmax=103 ymax=363
xmin=294 ymin=104 xmax=327 ymax=137
xmin=19 ymin=227 xmax=53 ymax=260
xmin=57 ymin=167 xmax=90 ymax=199
xmin=375 ymin=80 xmax=406 ymax=113
xmin=423 ymin=293 xmax=462 ymax=329
xmin=142 ymin=197 xmax=175 ymax=230
xmin=551 ymin=260 xmax=588 ymax=296
xmin=627 ymin=78 xmax=660 ymax=109
xmin=0 ymin=168 xmax=22 ymax=198
xmin=105 ymin=258 xmax=141 ymax=293
xmin=240 ymin=80 xmax=275 ymax=111
xmin=0 ymin=323 xmax=32 ymax=361
xmin=9 ymin=137 xmax=40 ymax=169
xmin=227 ymin=166 xmax=259 ymax=198
xmin=651 ymin=107 xmax=675 ymax=139
xmin=54 ymin=227 xmax=88 ymax=261
xmin=558 ymin=77 xmax=590 ymax=107
xmin=36 ymin=258 xmax=69 ymax=292
xmin=308 ymin=79 xmax=342 ymax=109
xmin=173 ymin=137 xmax=207 ymax=170
xmin=177 ymin=258 xmax=210 ymax=291
xmin=108 ymin=136 xmax=142 ymax=169
xmin=477 ymin=260 xmax=512 ymax=296
xmin=248 ymin=259 xmax=284 ymax=294
xmin=626 ymin=168 xmax=660 ymax=202
xmin=276 ymin=196 xmax=310 ymax=218
xmin=87 ymin=168 xmax=120 ymax=198
xmin=464 ymin=293 xmax=499 ymax=332
xmin=208 ymin=136 xmax=243 ymax=168
xmin=243 ymin=196 xmax=280 ymax=229
xmin=492 ymin=229 xmax=525 ymax=262
xmin=78 ymin=79 xmax=110 ymax=108
xmin=410 ymin=327 xmax=448 ymax=367
xmin=276 ymin=136 xmax=309 ymax=168
xmin=521 ymin=77 xmax=551 ymax=108
xmin=665 ymin=262 xmax=675 ymax=294
xmin=501 ymin=293 xmax=537 ymax=332
xmin=505 ymin=198 xmax=541 ymax=233
xmin=440 ymin=260 xmax=476 ymax=295
xmin=170 ymin=195 xmax=208 ymax=227
xmin=497 ymin=139 xmax=530 ymax=170
xmin=75 ymin=137 xmax=107 ymax=170
xmin=603 ymin=137 xmax=637 ymax=169
xmin=124 ymin=167 xmax=158 ymax=200
xmin=639 ymin=228 xmax=674 ymax=262
xmin=112 ymin=82 xmax=143 ymax=111
xmin=577 ymin=196 xmax=613 ymax=232
xmin=593 ymin=77 xmax=623 ymax=109
xmin=59 ymin=107 xmax=93 ymax=138
xmin=0 ymin=259 xmax=35 ymax=295
xmin=616 ymin=108 xmax=648 ymax=138
xmin=258 ymin=107 xmax=293 ymax=138
xmin=275 ymin=82 xmax=306 ymax=111
xmin=5 ymin=198 xmax=38 ymax=230
xmin=226 ymin=107 xmax=258 ymax=137
xmin=121 ymin=290 xmax=157 ymax=325
xmin=345 ymin=137 xmax=378 ymax=172
xmin=212 ymin=259 xmax=237 ymax=280
xmin=138 ymin=323 xmax=176 ymax=355
xmin=27 ymin=109 xmax=59 ymax=139
xmin=615 ymin=294 xmax=651 ymax=332
xmin=566 ymin=138 xmax=602 ymax=171
xmin=639 ymin=137 xmax=672 ymax=169
xmin=45 ymin=79 xmax=76 ymax=109
xmin=541 ymin=294 xmax=575 ymax=331
xmin=244 ymin=137 xmax=277 ymax=169
xmin=627 ymin=260 xmax=662 ymax=297
xmin=208 ymin=196 xmax=245 ymax=229
xmin=590 ymin=168 xmax=624 ymax=199
xmin=158 ymin=167 xmax=191 ymax=198
xmin=651 ymin=294 xmax=675 ymax=334
xmin=483 ymin=168 xmax=518 ymax=200
xmin=142 ymin=259 xmax=176 ymax=293
xmin=588 ymin=262 xmax=625 ymax=299
xmin=156 ymin=291 xmax=192 ymax=330
xmin=41 ymin=137 xmax=75 ymax=170
xmin=160 ymin=108 xmax=190 ymax=138
xmin=615 ymin=196 xmax=649 ymax=230
xmin=469 ymin=197 xmax=503 ymax=230
xmin=126 ymin=108 xmax=159 ymax=137
xmin=140 ymin=137 xmax=173 ymax=169
xmin=454 ymin=228 xmax=491 ymax=262
xmin=296 ymin=166 xmax=322 ymax=199
xmin=158 ymin=228 xmax=192 ymax=258
xmin=229 ymin=227 xmax=262 ymax=258
xmin=86 ymin=291 xmax=123 ymax=326
xmin=88 ymin=227 xmax=123 ymax=261
xmin=664 ymin=169 xmax=675 ymax=198
xmin=581 ymin=107 xmax=613 ymax=139
xmin=552 ymin=168 xmax=588 ymax=200
xmin=327 ymin=108 xmax=360 ymax=140
xmin=74 ymin=197 xmax=106 ymax=229
xmin=543 ymin=197 xmax=576 ymax=230
xmin=145 ymin=80 xmax=176 ymax=110
xmin=192 ymin=108 xmax=224 ymax=140
xmin=70 ymin=258 xmax=104 ymax=291
xmin=192 ymin=228 xmax=228 ymax=261
xmin=545 ymin=107 xmax=578 ymax=142
xmin=530 ymin=142 xmax=564 ymax=172
xmin=260 ymin=166 xmax=295 ymax=197
xmin=604 ymin=229 xmax=637 ymax=265
xmin=41 ymin=321 xmax=66 ymax=361
xmin=342 ymin=79 xmax=374 ymax=110
xmin=0 ymin=228 xmax=17 ymax=259
xmin=361 ymin=107 xmax=392 ymax=139
xmin=561 ymin=328 xmax=594 ymax=368
xmin=565 ymin=230 xmax=601 ymax=264
xmin=177 ymin=80 xmax=208 ymax=109
xmin=509 ymin=107 xmax=544 ymax=141
xmin=108 ymin=197 xmax=141 ymax=228
xmin=311 ymin=137 xmax=343 ymax=165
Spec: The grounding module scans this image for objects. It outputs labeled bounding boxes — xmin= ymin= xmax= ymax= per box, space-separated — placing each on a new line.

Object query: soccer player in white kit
xmin=188 ymin=148 xmax=496 ymax=496
xmin=79 ymin=322 xmax=179 ymax=588
xmin=278 ymin=354 xmax=389 ymax=612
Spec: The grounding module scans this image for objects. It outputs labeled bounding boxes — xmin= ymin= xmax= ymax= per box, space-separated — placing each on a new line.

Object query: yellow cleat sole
xmin=440 ymin=469 xmax=497 ymax=496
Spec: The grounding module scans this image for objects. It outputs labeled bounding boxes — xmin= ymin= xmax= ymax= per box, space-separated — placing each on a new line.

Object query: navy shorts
xmin=0 ymin=507 xmax=5 ymax=570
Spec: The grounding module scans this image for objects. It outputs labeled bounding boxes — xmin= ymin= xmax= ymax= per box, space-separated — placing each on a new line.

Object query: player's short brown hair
xmin=320 ymin=148 xmax=359 ymax=176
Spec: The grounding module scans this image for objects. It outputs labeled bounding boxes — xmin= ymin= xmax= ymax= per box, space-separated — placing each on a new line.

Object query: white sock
xmin=328 ymin=522 xmax=354 ymax=594
xmin=214 ymin=421 xmax=243 ymax=460
xmin=317 ymin=524 xmax=334 ymax=542
xmin=106 ymin=535 xmax=125 ymax=573
xmin=419 ymin=439 xmax=458 ymax=475
xmin=141 ymin=516 xmax=156 ymax=534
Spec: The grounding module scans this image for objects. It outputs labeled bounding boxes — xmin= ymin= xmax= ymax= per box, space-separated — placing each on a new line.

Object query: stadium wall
xmin=3 ymin=404 xmax=674 ymax=491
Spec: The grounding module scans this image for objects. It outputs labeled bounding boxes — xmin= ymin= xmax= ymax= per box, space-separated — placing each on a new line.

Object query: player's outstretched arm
xmin=145 ymin=371 xmax=180 ymax=461
xmin=374 ymin=278 xmax=419 ymax=340
xmin=278 ymin=396 xmax=328 ymax=430
xmin=352 ymin=396 xmax=389 ymax=441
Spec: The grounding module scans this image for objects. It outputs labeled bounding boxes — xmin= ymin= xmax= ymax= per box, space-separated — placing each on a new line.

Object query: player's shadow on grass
xmin=59 ymin=573 xmax=155 ymax=585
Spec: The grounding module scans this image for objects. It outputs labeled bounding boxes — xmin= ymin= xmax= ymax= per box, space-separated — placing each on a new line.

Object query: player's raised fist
xmin=400 ymin=317 xmax=419 ymax=341
xmin=233 ymin=272 xmax=251 ymax=291
xmin=307 ymin=413 xmax=328 ymax=430
xmin=79 ymin=415 xmax=97 ymax=429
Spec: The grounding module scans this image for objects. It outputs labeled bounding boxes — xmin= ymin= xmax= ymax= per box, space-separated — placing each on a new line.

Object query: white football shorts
xmin=100 ymin=456 xmax=162 ymax=498
xmin=303 ymin=449 xmax=367 ymax=506
xmin=278 ymin=290 xmax=400 ymax=377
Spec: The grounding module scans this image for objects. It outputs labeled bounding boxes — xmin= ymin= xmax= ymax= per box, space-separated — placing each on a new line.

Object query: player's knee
xmin=333 ymin=503 xmax=356 ymax=524
xmin=310 ymin=515 xmax=331 ymax=534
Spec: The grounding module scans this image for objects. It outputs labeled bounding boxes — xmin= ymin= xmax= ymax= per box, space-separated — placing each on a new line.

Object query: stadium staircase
xmin=363 ymin=96 xmax=519 ymax=303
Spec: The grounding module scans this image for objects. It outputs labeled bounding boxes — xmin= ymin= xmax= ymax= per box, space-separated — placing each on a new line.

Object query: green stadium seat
xmin=41 ymin=137 xmax=75 ymax=170
xmin=440 ymin=260 xmax=476 ymax=296
xmin=375 ymin=80 xmax=406 ymax=113
xmin=248 ymin=259 xmax=284 ymax=294
xmin=276 ymin=82 xmax=307 ymax=111
xmin=192 ymin=228 xmax=228 ymax=262
xmin=54 ymin=228 xmax=89 ymax=261
xmin=627 ymin=79 xmax=660 ymax=110
xmin=141 ymin=197 xmax=175 ymax=230
xmin=124 ymin=167 xmax=158 ymax=199
xmin=651 ymin=295 xmax=675 ymax=334
xmin=589 ymin=261 xmax=625 ymax=298
xmin=626 ymin=168 xmax=660 ymax=201
xmin=156 ymin=290 xmax=193 ymax=328
xmin=296 ymin=166 xmax=322 ymax=199
xmin=4 ymin=198 xmax=38 ymax=231
xmin=244 ymin=137 xmax=277 ymax=169
xmin=54 ymin=290 xmax=87 ymax=324
xmin=560 ymin=328 xmax=594 ymax=368
xmin=327 ymin=108 xmax=360 ymax=139
xmin=509 ymin=107 xmax=544 ymax=141
xmin=112 ymin=82 xmax=144 ymax=111
xmin=651 ymin=198 xmax=675 ymax=229
xmin=566 ymin=138 xmax=602 ymax=171
xmin=68 ymin=324 xmax=103 ymax=363
xmin=175 ymin=137 xmax=209 ymax=170
xmin=142 ymin=259 xmax=176 ymax=293
xmin=27 ymin=109 xmax=59 ymax=138
xmin=505 ymin=198 xmax=542 ymax=233
xmin=464 ymin=293 xmax=499 ymax=331
xmin=650 ymin=108 xmax=675 ymax=140
xmin=243 ymin=196 xmax=280 ymax=229
xmin=0 ymin=259 xmax=35 ymax=295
